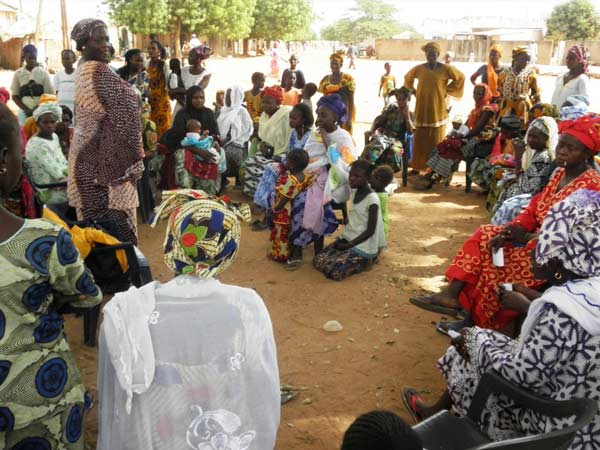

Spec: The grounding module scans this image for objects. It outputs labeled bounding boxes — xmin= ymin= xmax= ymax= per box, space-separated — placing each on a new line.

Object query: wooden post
xmin=60 ymin=0 xmax=69 ymax=49
xmin=33 ymin=0 xmax=44 ymax=42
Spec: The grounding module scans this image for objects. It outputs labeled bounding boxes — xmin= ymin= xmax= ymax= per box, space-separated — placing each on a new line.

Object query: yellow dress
xmin=147 ymin=61 xmax=172 ymax=139
xmin=403 ymin=63 xmax=464 ymax=170
xmin=318 ymin=73 xmax=356 ymax=133
xmin=244 ymin=90 xmax=262 ymax=124
xmin=497 ymin=66 xmax=540 ymax=129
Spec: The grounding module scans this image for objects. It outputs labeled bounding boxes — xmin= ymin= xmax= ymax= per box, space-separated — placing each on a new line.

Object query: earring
xmin=554 ymin=272 xmax=563 ymax=280
xmin=0 ymin=167 xmax=6 ymax=175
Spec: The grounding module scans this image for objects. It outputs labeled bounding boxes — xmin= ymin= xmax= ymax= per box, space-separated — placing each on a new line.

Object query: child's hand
xmin=203 ymin=130 xmax=210 ymax=137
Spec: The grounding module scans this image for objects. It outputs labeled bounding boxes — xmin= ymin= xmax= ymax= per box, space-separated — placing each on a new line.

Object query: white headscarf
xmin=217 ymin=85 xmax=254 ymax=146
xmin=522 ymin=116 xmax=558 ymax=170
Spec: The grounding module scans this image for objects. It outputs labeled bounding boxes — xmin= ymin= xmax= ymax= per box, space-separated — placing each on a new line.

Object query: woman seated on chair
xmin=25 ymin=103 xmax=69 ymax=204
xmin=409 ymin=114 xmax=600 ymax=331
xmin=0 ymin=102 xmax=103 ymax=449
xmin=410 ymin=84 xmax=498 ymax=190
xmin=402 ymin=189 xmax=600 ymax=450
xmin=361 ymin=87 xmax=414 ymax=172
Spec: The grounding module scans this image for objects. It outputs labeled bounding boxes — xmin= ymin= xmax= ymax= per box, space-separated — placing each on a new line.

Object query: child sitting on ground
xmin=314 ymin=160 xmax=387 ymax=281
xmin=301 ymin=82 xmax=318 ymax=113
xmin=180 ymin=119 xmax=226 ymax=173
xmin=370 ymin=165 xmax=395 ymax=238
xmin=268 ymin=149 xmax=313 ymax=262
xmin=341 ymin=410 xmax=423 ymax=450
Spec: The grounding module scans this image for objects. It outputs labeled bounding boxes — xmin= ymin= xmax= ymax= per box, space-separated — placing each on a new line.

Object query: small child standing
xmin=314 ymin=160 xmax=387 ymax=281
xmin=281 ymin=71 xmax=300 ymax=106
xmin=300 ymin=82 xmax=318 ymax=113
xmin=245 ymin=72 xmax=265 ymax=125
xmin=369 ymin=165 xmax=395 ymax=238
xmin=168 ymin=58 xmax=185 ymax=119
xmin=268 ymin=150 xmax=313 ymax=262
xmin=213 ymin=90 xmax=225 ymax=117
xmin=54 ymin=49 xmax=77 ymax=118
xmin=280 ymin=54 xmax=306 ymax=89
xmin=378 ymin=62 xmax=396 ymax=108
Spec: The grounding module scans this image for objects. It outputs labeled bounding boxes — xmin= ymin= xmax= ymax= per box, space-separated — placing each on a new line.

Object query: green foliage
xmin=546 ymin=0 xmax=600 ymax=40
xmin=250 ymin=0 xmax=312 ymax=40
xmin=106 ymin=0 xmax=170 ymax=34
xmin=194 ymin=0 xmax=257 ymax=38
xmin=320 ymin=0 xmax=414 ymax=42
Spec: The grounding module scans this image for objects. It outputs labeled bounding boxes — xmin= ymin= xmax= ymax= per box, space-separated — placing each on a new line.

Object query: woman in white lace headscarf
xmin=97 ymin=190 xmax=280 ymax=450
xmin=218 ymin=85 xmax=254 ymax=185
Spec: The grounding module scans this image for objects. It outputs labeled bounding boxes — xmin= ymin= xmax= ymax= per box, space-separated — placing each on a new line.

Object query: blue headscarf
xmin=317 ymin=94 xmax=347 ymax=124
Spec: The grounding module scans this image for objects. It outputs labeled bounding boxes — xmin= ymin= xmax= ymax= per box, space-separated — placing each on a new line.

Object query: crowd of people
xmin=0 ymin=15 xmax=599 ymax=449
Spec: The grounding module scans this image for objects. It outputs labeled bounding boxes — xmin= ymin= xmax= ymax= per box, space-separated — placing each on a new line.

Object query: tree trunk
xmin=243 ymin=38 xmax=250 ymax=56
xmin=173 ymin=16 xmax=182 ymax=58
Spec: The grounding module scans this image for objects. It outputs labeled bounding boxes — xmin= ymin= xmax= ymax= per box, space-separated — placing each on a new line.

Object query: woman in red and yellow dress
xmin=410 ymin=114 xmax=600 ymax=330
xmin=318 ymin=53 xmax=356 ymax=133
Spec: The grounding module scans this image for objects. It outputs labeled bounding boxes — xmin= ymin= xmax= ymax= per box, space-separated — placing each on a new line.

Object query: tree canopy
xmin=320 ymin=0 xmax=415 ymax=43
xmin=546 ymin=0 xmax=600 ymax=41
xmin=250 ymin=0 xmax=312 ymax=41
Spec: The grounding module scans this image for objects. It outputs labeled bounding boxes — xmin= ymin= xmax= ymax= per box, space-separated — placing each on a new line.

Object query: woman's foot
xmin=401 ymin=387 xmax=427 ymax=423
xmin=285 ymin=259 xmax=303 ymax=271
xmin=409 ymin=293 xmax=463 ymax=317
xmin=436 ymin=316 xmax=474 ymax=336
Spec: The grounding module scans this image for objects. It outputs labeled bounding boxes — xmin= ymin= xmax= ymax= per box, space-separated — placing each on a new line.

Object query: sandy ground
xmin=3 ymin=49 xmax=600 ymax=449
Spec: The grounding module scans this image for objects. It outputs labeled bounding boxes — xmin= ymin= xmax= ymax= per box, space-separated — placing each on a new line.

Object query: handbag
xmin=19 ymin=80 xmax=44 ymax=98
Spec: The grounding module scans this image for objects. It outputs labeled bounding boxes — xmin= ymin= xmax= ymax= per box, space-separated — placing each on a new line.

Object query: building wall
xmin=0 ymin=37 xmax=24 ymax=69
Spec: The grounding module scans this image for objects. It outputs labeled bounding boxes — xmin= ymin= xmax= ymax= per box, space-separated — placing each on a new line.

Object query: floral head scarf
xmin=33 ymin=103 xmax=62 ymax=122
xmin=71 ymin=18 xmax=106 ymax=51
xmin=536 ymin=189 xmax=600 ymax=277
xmin=330 ymin=52 xmax=344 ymax=65
xmin=421 ymin=42 xmax=441 ymax=54
xmin=567 ymin=44 xmax=589 ymax=74
xmin=151 ymin=190 xmax=251 ymax=278
xmin=261 ymin=85 xmax=284 ymax=104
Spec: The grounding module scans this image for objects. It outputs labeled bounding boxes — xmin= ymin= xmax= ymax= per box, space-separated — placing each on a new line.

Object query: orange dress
xmin=447 ymin=168 xmax=600 ymax=329
xmin=147 ymin=61 xmax=172 ymax=138
xmin=282 ymin=88 xmax=300 ymax=106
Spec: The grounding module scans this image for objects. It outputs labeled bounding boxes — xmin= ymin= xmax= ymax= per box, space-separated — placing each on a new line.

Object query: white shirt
xmin=551 ymin=73 xmax=590 ymax=109
xmin=181 ymin=65 xmax=211 ymax=89
xmin=341 ymin=191 xmax=387 ymax=258
xmin=54 ymin=69 xmax=77 ymax=112
xmin=10 ymin=66 xmax=54 ymax=109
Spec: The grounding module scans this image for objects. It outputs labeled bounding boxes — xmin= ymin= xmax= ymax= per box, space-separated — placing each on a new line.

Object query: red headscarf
xmin=0 ymin=87 xmax=9 ymax=104
xmin=466 ymin=83 xmax=496 ymax=129
xmin=559 ymin=113 xmax=600 ymax=153
xmin=567 ymin=45 xmax=589 ymax=74
xmin=261 ymin=85 xmax=283 ymax=104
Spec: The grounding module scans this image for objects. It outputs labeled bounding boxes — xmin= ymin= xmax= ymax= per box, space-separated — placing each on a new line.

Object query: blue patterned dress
xmin=438 ymin=302 xmax=600 ymax=449
xmin=0 ymin=219 xmax=102 ymax=449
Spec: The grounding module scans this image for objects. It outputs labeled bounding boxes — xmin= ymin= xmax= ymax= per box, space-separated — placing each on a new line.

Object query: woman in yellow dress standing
xmin=497 ymin=46 xmax=540 ymax=129
xmin=146 ymin=40 xmax=172 ymax=138
xmin=318 ymin=53 xmax=356 ymax=133
xmin=403 ymin=42 xmax=465 ymax=171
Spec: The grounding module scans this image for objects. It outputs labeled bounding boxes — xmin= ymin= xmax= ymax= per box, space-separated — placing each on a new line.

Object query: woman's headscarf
xmin=536 ymin=189 xmax=600 ymax=277
xmin=487 ymin=44 xmax=503 ymax=97
xmin=512 ymin=46 xmax=530 ymax=59
xmin=317 ymin=93 xmax=348 ymax=124
xmin=523 ymin=116 xmax=559 ymax=167
xmin=567 ymin=44 xmax=589 ymax=74
xmin=184 ymin=85 xmax=204 ymax=112
xmin=189 ymin=45 xmax=211 ymax=61
xmin=217 ymin=85 xmax=254 ymax=146
xmin=71 ymin=18 xmax=106 ymax=51
xmin=33 ymin=103 xmax=62 ymax=122
xmin=0 ymin=87 xmax=9 ymax=104
xmin=421 ymin=42 xmax=441 ymax=54
xmin=558 ymin=113 xmax=600 ymax=153
xmin=559 ymin=95 xmax=589 ymax=121
xmin=150 ymin=190 xmax=251 ymax=278
xmin=489 ymin=44 xmax=503 ymax=57
xmin=330 ymin=52 xmax=344 ymax=65
xmin=261 ymin=85 xmax=284 ymax=105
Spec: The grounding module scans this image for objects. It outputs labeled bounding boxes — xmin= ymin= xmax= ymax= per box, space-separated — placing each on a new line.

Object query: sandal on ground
xmin=251 ymin=220 xmax=268 ymax=231
xmin=285 ymin=259 xmax=303 ymax=271
xmin=436 ymin=317 xmax=473 ymax=336
xmin=401 ymin=387 xmax=424 ymax=424
xmin=409 ymin=295 xmax=464 ymax=318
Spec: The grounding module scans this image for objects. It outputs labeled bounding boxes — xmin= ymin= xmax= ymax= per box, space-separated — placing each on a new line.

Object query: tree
xmin=320 ymin=0 xmax=414 ymax=43
xmin=546 ymin=0 xmax=600 ymax=41
xmin=250 ymin=0 xmax=312 ymax=41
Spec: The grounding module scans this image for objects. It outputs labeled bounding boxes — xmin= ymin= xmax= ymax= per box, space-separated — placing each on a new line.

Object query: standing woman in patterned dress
xmin=146 ymin=40 xmax=172 ymax=138
xmin=68 ymin=19 xmax=144 ymax=244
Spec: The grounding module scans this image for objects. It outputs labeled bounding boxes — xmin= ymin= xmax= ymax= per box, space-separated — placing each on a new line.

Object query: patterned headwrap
xmin=0 ymin=87 xmax=9 ymax=104
xmin=421 ymin=42 xmax=441 ymax=54
xmin=559 ymin=95 xmax=589 ymax=121
xmin=558 ymin=113 xmax=600 ymax=153
xmin=567 ymin=44 xmax=589 ymax=74
xmin=150 ymin=190 xmax=251 ymax=278
xmin=32 ymin=103 xmax=62 ymax=122
xmin=489 ymin=44 xmax=503 ymax=57
xmin=261 ymin=85 xmax=284 ymax=104
xmin=536 ymin=189 xmax=600 ymax=277
xmin=190 ymin=45 xmax=211 ymax=61
xmin=512 ymin=46 xmax=530 ymax=58
xmin=529 ymin=103 xmax=559 ymax=120
xmin=70 ymin=18 xmax=106 ymax=51
xmin=21 ymin=44 xmax=37 ymax=57
xmin=330 ymin=52 xmax=344 ymax=65
xmin=317 ymin=93 xmax=348 ymax=124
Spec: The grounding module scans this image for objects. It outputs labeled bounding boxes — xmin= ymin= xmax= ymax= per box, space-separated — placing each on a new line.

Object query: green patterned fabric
xmin=0 ymin=219 xmax=102 ymax=449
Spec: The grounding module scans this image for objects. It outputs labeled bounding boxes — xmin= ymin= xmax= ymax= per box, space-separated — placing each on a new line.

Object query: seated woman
xmin=491 ymin=116 xmax=558 ymax=225
xmin=314 ymin=160 xmax=386 ymax=281
xmin=25 ymin=103 xmax=69 ymax=204
xmin=402 ymin=189 xmax=600 ymax=449
xmin=362 ymin=87 xmax=414 ymax=172
xmin=0 ymin=102 xmax=102 ymax=448
xmin=98 ymin=190 xmax=279 ymax=449
xmin=160 ymin=85 xmax=221 ymax=194
xmin=410 ymin=84 xmax=498 ymax=189
xmin=410 ymin=114 xmax=600 ymax=331
xmin=243 ymin=86 xmax=292 ymax=197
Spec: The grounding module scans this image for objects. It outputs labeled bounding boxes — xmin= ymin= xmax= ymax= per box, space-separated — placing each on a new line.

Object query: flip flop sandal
xmin=409 ymin=296 xmax=463 ymax=318
xmin=280 ymin=386 xmax=298 ymax=405
xmin=285 ymin=260 xmax=303 ymax=271
xmin=401 ymin=387 xmax=424 ymax=424
xmin=436 ymin=317 xmax=473 ymax=336
xmin=251 ymin=220 xmax=268 ymax=231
